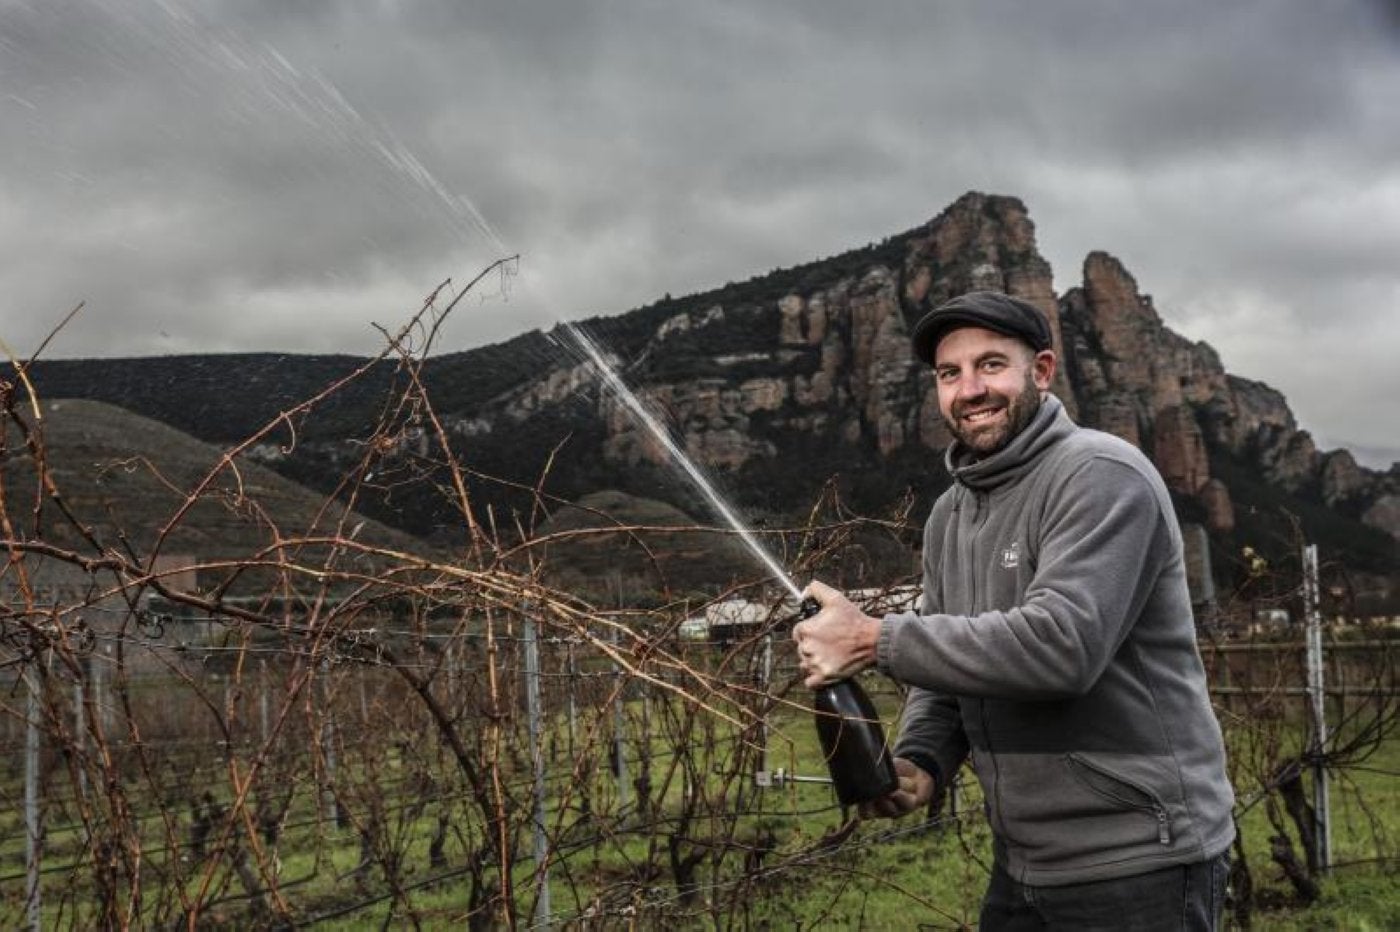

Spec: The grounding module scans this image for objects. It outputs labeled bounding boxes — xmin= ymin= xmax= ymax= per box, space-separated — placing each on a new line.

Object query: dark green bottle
xmin=800 ymin=598 xmax=898 ymax=806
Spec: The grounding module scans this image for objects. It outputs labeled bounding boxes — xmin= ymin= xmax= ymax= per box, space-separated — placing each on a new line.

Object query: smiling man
xmin=793 ymin=291 xmax=1235 ymax=931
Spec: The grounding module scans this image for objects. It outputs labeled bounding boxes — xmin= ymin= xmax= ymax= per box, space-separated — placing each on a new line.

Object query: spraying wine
xmin=560 ymin=324 xmax=896 ymax=805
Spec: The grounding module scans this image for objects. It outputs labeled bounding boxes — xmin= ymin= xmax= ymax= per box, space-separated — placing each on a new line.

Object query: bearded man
xmin=794 ymin=291 xmax=1235 ymax=931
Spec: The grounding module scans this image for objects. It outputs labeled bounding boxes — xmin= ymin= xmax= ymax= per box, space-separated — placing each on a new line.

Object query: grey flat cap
xmin=910 ymin=291 xmax=1053 ymax=364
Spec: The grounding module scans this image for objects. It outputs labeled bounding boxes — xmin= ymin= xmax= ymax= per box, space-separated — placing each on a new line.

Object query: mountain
xmin=14 ymin=193 xmax=1398 ymax=612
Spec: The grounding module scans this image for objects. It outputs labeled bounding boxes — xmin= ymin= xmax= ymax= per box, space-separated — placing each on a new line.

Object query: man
xmin=793 ymin=291 xmax=1234 ymax=930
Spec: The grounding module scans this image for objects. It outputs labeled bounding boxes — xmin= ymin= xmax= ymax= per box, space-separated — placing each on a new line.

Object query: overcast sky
xmin=3 ymin=0 xmax=1398 ymax=466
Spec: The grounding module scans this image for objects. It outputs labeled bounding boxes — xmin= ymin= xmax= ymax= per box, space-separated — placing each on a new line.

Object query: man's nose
xmin=955 ymin=370 xmax=989 ymax=398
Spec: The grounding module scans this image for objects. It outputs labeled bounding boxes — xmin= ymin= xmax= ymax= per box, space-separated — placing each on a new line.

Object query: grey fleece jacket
xmin=877 ymin=394 xmax=1234 ymax=885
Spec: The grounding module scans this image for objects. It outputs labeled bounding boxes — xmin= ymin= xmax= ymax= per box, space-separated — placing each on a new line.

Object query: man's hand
xmin=859 ymin=758 xmax=935 ymax=820
xmin=792 ymin=580 xmax=882 ymax=688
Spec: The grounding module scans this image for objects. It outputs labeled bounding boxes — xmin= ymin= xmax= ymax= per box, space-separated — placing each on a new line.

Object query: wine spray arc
xmin=557 ymin=323 xmax=896 ymax=806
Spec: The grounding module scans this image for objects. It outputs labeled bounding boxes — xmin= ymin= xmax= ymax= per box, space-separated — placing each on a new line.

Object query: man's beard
xmin=947 ymin=372 xmax=1043 ymax=457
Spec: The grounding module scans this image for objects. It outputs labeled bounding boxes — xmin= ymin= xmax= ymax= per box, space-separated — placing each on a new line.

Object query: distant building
xmin=682 ymin=586 xmax=920 ymax=645
xmin=1247 ymin=608 xmax=1292 ymax=635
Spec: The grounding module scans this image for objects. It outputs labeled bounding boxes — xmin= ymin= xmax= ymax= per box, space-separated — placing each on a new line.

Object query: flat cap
xmin=910 ymin=291 xmax=1053 ymax=365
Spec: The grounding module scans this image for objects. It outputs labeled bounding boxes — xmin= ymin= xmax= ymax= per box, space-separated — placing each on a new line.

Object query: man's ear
xmin=1032 ymin=349 xmax=1057 ymax=390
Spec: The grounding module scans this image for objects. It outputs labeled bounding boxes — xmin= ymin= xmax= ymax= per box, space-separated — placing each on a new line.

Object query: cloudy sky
xmin=3 ymin=0 xmax=1398 ymax=466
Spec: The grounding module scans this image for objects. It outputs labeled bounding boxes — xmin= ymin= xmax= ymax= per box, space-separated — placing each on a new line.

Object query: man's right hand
xmin=859 ymin=758 xmax=935 ymax=820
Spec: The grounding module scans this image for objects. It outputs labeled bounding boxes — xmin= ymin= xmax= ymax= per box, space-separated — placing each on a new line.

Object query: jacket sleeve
xmin=878 ymin=454 xmax=1174 ymax=700
xmin=892 ymin=503 xmax=969 ymax=787
xmin=894 ymin=688 xmax=968 ymax=790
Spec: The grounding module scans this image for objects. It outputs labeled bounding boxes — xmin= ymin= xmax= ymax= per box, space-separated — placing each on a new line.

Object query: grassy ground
xmin=1224 ymin=714 xmax=1399 ymax=932
xmin=729 ymin=683 xmax=1400 ymax=932
xmin=2 ymin=668 xmax=1394 ymax=929
xmin=625 ymin=676 xmax=1400 ymax=931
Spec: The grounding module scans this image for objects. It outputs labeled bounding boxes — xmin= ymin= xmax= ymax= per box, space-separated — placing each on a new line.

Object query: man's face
xmin=933 ymin=326 xmax=1056 ymax=456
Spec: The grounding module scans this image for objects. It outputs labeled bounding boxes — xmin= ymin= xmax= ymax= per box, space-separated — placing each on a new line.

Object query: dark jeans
xmin=979 ymin=853 xmax=1230 ymax=931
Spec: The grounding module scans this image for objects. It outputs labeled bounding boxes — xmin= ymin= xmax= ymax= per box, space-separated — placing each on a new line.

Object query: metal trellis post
xmin=319 ymin=658 xmax=340 ymax=827
xmin=567 ymin=642 xmax=577 ymax=759
xmin=73 ymin=669 xmax=88 ymax=805
xmin=523 ymin=615 xmax=551 ymax=926
xmin=1302 ymin=543 xmax=1331 ymax=873
xmin=259 ymin=659 xmax=270 ymax=743
xmin=611 ymin=626 xmax=628 ymax=813
xmin=25 ymin=668 xmax=42 ymax=931
xmin=759 ymin=632 xmax=773 ymax=777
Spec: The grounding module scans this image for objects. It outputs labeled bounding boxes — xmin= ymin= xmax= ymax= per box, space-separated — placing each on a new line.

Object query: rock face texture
xmin=899 ymin=194 xmax=1076 ymax=411
xmin=469 ymin=194 xmax=1399 ymax=554
xmin=18 ymin=191 xmax=1399 ymax=606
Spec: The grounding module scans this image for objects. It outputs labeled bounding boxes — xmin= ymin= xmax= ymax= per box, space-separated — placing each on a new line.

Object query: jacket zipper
xmin=967 ymin=488 xmax=1011 ymax=839
xmin=965 ymin=487 xmax=986 ymax=612
xmin=1066 ymin=753 xmax=1172 ymax=845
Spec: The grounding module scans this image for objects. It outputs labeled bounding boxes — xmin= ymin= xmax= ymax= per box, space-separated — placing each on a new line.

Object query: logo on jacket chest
xmin=1000 ymin=540 xmax=1021 ymax=570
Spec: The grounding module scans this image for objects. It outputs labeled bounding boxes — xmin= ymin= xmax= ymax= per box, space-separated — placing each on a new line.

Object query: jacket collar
xmin=944 ymin=394 xmax=1074 ymax=492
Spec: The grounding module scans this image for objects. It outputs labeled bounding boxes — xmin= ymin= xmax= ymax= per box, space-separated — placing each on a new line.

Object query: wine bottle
xmin=799 ymin=597 xmax=898 ymax=806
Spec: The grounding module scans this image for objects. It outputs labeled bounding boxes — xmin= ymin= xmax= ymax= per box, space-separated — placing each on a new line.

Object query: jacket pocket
xmin=1065 ymin=753 xmax=1171 ymax=845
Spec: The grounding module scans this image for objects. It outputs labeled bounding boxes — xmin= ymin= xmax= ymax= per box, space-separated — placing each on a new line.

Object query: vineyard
xmin=3 ymin=280 xmax=1396 ymax=929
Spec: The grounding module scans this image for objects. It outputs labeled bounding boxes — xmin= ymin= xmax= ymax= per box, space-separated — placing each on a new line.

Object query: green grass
xmin=3 ymin=669 xmax=1395 ymax=929
xmin=619 ymin=679 xmax=1400 ymax=931
xmin=1225 ymin=713 xmax=1399 ymax=931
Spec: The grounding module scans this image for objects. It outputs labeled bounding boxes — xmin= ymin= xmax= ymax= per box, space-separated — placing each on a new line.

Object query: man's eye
xmin=980 ymin=360 xmax=1008 ymax=374
xmin=935 ymin=368 xmax=959 ymax=383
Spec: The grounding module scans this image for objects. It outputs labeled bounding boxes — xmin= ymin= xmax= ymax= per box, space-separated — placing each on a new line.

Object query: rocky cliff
xmin=468 ymin=193 xmax=1399 ymax=533
xmin=16 ymin=192 xmax=1399 ymax=609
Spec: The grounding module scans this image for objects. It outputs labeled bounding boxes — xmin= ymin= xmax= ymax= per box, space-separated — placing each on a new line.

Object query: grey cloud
xmin=1 ymin=0 xmax=1397 ymax=464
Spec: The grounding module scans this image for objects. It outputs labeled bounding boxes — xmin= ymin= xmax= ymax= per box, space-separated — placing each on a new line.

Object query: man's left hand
xmin=792 ymin=580 xmax=882 ymax=688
